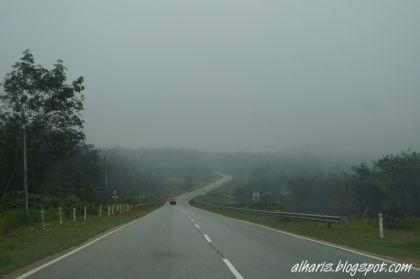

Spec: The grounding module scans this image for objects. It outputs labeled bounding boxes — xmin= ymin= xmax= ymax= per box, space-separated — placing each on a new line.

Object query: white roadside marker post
xmin=73 ymin=208 xmax=76 ymax=222
xmin=41 ymin=210 xmax=45 ymax=230
xmin=83 ymin=206 xmax=87 ymax=221
xmin=379 ymin=213 xmax=384 ymax=238
xmin=59 ymin=207 xmax=63 ymax=224
xmin=99 ymin=205 xmax=102 ymax=217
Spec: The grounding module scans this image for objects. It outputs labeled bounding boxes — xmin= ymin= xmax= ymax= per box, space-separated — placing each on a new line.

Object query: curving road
xmin=15 ymin=174 xmax=419 ymax=279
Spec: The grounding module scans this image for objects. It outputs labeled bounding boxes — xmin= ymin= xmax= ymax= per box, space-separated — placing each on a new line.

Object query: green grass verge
xmin=192 ymin=202 xmax=420 ymax=266
xmin=0 ymin=206 xmax=159 ymax=276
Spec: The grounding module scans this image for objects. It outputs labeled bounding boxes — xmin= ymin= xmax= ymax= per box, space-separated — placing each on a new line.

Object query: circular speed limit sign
xmin=111 ymin=188 xmax=119 ymax=197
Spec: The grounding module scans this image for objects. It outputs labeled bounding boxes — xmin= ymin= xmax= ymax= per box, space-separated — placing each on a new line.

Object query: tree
xmin=0 ymin=50 xmax=86 ymax=213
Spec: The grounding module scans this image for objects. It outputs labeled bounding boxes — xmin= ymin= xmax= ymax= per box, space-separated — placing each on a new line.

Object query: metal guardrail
xmin=198 ymin=203 xmax=349 ymax=231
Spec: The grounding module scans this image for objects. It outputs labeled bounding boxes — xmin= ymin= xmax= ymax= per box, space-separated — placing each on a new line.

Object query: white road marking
xmin=223 ymin=258 xmax=244 ymax=279
xmin=195 ymin=208 xmax=420 ymax=272
xmin=15 ymin=218 xmax=142 ymax=279
xmin=191 ymin=218 xmax=195 ymax=222
xmin=204 ymin=234 xmax=212 ymax=243
xmin=195 ymin=224 xmax=200 ymax=229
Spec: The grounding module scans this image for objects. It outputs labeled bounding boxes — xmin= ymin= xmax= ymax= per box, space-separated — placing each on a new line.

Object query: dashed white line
xmin=223 ymin=258 xmax=244 ymax=279
xmin=203 ymin=234 xmax=212 ymax=243
xmin=195 ymin=224 xmax=200 ymax=229
xmin=196 ymin=207 xmax=420 ymax=272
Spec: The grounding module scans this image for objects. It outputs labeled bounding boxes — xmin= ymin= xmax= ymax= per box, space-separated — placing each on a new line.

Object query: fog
xmin=1 ymin=0 xmax=419 ymax=157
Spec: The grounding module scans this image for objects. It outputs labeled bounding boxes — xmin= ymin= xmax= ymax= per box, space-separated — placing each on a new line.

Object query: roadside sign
xmin=111 ymin=188 xmax=119 ymax=197
xmin=252 ymin=191 xmax=260 ymax=202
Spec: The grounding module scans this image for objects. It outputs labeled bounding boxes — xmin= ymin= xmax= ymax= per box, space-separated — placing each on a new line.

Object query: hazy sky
xmin=1 ymin=0 xmax=419 ymax=155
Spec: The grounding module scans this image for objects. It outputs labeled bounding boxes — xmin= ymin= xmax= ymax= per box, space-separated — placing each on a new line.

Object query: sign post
xmin=252 ymin=191 xmax=260 ymax=203
xmin=379 ymin=213 xmax=384 ymax=238
xmin=111 ymin=188 xmax=119 ymax=199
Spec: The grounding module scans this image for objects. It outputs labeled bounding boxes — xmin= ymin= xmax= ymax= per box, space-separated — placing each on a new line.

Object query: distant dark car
xmin=169 ymin=199 xmax=176 ymax=205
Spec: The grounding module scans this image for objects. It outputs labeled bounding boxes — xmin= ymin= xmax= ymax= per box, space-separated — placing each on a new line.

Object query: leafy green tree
xmin=0 ymin=50 xmax=86 ymax=195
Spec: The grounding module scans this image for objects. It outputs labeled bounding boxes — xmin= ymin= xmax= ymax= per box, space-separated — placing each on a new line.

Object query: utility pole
xmin=105 ymin=153 xmax=108 ymax=205
xmin=22 ymin=124 xmax=28 ymax=217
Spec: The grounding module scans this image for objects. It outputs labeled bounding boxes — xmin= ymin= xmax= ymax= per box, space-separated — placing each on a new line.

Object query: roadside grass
xmin=192 ymin=203 xmax=420 ymax=266
xmin=0 ymin=206 xmax=158 ymax=276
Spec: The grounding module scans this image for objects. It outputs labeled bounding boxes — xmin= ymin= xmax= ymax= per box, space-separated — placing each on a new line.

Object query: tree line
xmin=223 ymin=151 xmax=420 ymax=227
xmin=0 ymin=50 xmax=212 ymax=211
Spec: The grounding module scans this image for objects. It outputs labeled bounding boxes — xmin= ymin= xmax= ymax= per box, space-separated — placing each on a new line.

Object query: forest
xmin=203 ymin=151 xmax=420 ymax=227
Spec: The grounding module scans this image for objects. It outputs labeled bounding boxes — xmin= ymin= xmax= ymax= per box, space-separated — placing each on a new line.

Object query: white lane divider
xmin=195 ymin=224 xmax=200 ymax=229
xmin=223 ymin=258 xmax=244 ymax=279
xmin=203 ymin=234 xmax=212 ymax=243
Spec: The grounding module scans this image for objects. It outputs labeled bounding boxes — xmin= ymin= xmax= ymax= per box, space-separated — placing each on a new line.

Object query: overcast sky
xmin=1 ymin=0 xmax=419 ymax=156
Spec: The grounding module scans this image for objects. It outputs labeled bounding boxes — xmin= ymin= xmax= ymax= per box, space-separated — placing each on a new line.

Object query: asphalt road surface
xmin=15 ymin=174 xmax=419 ymax=279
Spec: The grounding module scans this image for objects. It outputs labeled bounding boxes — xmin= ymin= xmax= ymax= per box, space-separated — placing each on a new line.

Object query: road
xmin=16 ymin=174 xmax=419 ymax=279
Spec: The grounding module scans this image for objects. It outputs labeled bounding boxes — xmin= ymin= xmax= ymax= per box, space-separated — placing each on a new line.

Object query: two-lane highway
xmin=15 ymin=174 xmax=419 ymax=278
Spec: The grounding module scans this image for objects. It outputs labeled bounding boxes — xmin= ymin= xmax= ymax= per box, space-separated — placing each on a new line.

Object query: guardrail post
xmin=379 ymin=213 xmax=384 ymax=238
xmin=99 ymin=205 xmax=102 ymax=217
xmin=342 ymin=216 xmax=349 ymax=232
xmin=73 ymin=208 xmax=76 ymax=222
xmin=59 ymin=206 xmax=63 ymax=224
xmin=41 ymin=210 xmax=45 ymax=230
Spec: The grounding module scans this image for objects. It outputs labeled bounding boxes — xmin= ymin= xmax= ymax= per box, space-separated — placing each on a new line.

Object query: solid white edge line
xmin=195 ymin=224 xmax=200 ymax=229
xmin=192 ymin=206 xmax=420 ymax=272
xmin=223 ymin=258 xmax=244 ymax=279
xmin=203 ymin=234 xmax=212 ymax=243
xmin=15 ymin=218 xmax=142 ymax=279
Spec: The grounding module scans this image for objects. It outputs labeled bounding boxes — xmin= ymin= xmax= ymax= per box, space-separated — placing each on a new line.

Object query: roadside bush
xmin=0 ymin=191 xmax=62 ymax=211
xmin=0 ymin=218 xmax=6 ymax=234
xmin=244 ymin=201 xmax=286 ymax=211
xmin=0 ymin=208 xmax=41 ymax=232
xmin=0 ymin=191 xmax=25 ymax=211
